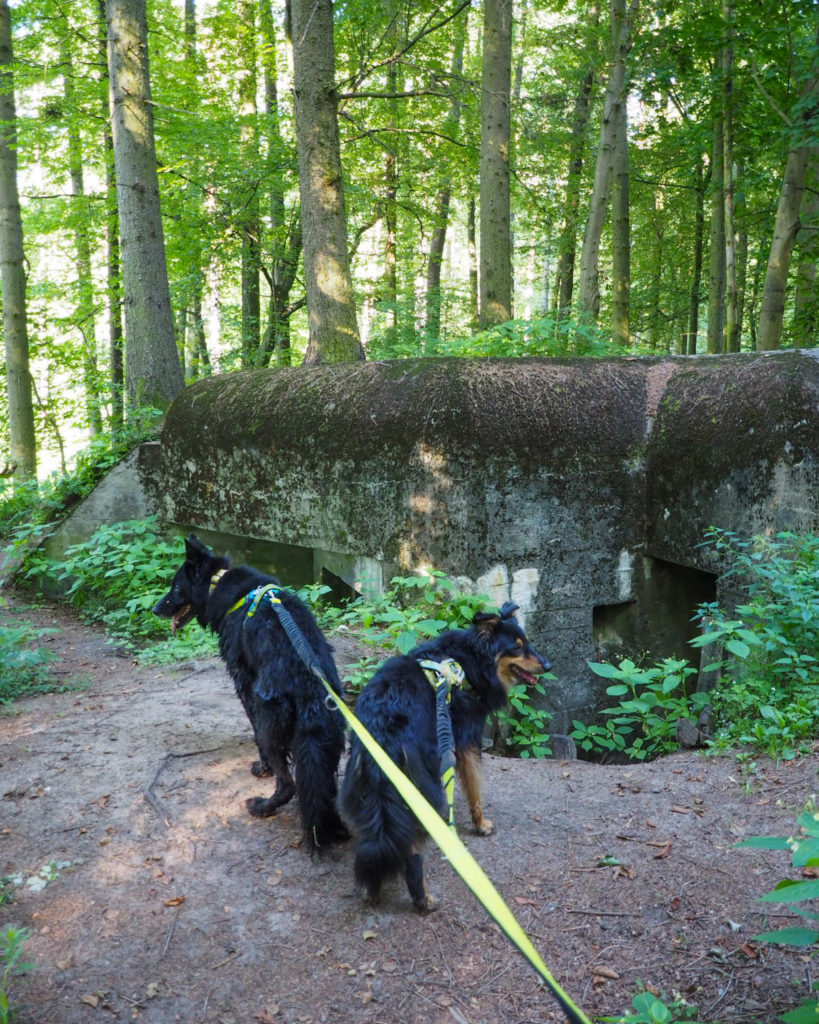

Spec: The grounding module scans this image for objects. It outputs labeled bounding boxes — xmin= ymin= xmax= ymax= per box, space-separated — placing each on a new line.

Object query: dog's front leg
xmin=455 ymin=747 xmax=493 ymax=835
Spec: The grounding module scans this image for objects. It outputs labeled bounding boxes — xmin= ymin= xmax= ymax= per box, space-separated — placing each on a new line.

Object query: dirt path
xmin=1 ymin=595 xmax=816 ymax=1024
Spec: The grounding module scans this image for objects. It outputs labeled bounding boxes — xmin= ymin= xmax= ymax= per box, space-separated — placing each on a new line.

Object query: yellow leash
xmin=214 ymin=584 xmax=592 ymax=1024
xmin=325 ymin=680 xmax=591 ymax=1024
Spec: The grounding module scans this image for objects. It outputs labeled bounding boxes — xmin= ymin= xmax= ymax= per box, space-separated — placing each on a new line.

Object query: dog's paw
xmin=251 ymin=760 xmax=272 ymax=778
xmin=246 ymin=796 xmax=278 ymax=817
xmin=413 ymin=894 xmax=439 ymax=914
xmin=474 ymin=817 xmax=494 ymax=836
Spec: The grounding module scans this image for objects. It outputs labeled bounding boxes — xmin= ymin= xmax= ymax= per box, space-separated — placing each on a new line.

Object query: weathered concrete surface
xmin=146 ymin=350 xmax=818 ymax=729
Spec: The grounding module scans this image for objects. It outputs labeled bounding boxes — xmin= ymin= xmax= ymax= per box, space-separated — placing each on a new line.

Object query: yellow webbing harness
xmin=418 ymin=658 xmax=466 ymax=830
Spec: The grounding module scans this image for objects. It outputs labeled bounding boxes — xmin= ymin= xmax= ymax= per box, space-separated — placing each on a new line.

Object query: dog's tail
xmin=340 ymin=744 xmax=434 ymax=902
xmin=292 ymin=720 xmax=349 ymax=852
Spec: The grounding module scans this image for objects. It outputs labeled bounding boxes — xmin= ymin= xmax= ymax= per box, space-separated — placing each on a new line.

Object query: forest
xmin=0 ymin=0 xmax=817 ymax=479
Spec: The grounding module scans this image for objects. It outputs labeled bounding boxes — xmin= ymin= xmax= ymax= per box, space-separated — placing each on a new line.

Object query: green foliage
xmin=438 ymin=316 xmax=633 ymax=359
xmin=600 ymin=989 xmax=708 ymax=1024
xmin=332 ymin=571 xmax=491 ymax=667
xmin=0 ymin=598 xmax=59 ymax=705
xmin=20 ymin=517 xmax=216 ymax=661
xmin=574 ymin=530 xmax=819 ymax=762
xmin=0 ymin=422 xmax=158 ymax=543
xmin=0 ymin=925 xmax=33 ymax=1024
xmin=571 ymin=657 xmax=710 ymax=761
xmin=494 ymin=680 xmax=553 ymax=758
xmin=697 ymin=530 xmax=819 ymax=760
xmin=738 ymin=809 xmax=819 ymax=1023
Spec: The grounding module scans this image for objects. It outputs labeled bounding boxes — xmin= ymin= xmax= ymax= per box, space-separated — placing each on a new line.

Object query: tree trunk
xmin=793 ymin=149 xmax=819 ymax=346
xmin=0 ymin=0 xmax=35 ymax=478
xmin=97 ymin=0 xmax=123 ymax=432
xmin=425 ymin=15 xmax=466 ymax=347
xmin=683 ymin=158 xmax=708 ymax=354
xmin=757 ymin=38 xmax=819 ymax=351
xmin=467 ymin=196 xmax=478 ymax=325
xmin=555 ymin=62 xmax=596 ymax=318
xmin=61 ymin=30 xmax=103 ymax=435
xmin=706 ymin=94 xmax=725 ymax=353
xmin=576 ymin=0 xmax=638 ymax=331
xmin=722 ymin=2 xmax=738 ymax=352
xmin=106 ymin=0 xmax=183 ymax=412
xmin=289 ymin=0 xmax=363 ymax=364
xmin=479 ymin=0 xmax=513 ymax=327
xmin=239 ymin=0 xmax=260 ymax=366
xmin=610 ymin=89 xmax=630 ymax=345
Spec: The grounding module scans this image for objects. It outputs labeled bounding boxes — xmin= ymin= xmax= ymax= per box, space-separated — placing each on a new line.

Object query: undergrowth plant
xmin=20 ymin=517 xmax=217 ymax=661
xmin=571 ymin=657 xmax=710 ymax=761
xmin=737 ymin=809 xmax=819 ymax=1023
xmin=572 ymin=529 xmax=819 ymax=763
xmin=0 ymin=925 xmax=33 ymax=1024
xmin=0 ymin=598 xmax=59 ymax=705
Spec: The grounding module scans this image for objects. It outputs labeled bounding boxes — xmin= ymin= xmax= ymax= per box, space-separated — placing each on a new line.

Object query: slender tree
xmin=479 ymin=0 xmax=513 ymax=327
xmin=722 ymin=1 xmax=738 ymax=352
xmin=758 ymin=26 xmax=819 ymax=350
xmin=288 ymin=0 xmax=363 ymax=364
xmin=106 ymin=0 xmax=183 ymax=411
xmin=706 ymin=87 xmax=725 ymax=353
xmin=61 ymin=26 xmax=103 ymax=435
xmin=424 ymin=14 xmax=467 ymax=346
xmin=0 ymin=0 xmax=35 ymax=478
xmin=576 ymin=0 xmax=638 ymax=330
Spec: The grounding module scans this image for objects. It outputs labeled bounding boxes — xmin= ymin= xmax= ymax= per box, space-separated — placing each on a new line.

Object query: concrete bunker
xmin=43 ymin=350 xmax=818 ymax=731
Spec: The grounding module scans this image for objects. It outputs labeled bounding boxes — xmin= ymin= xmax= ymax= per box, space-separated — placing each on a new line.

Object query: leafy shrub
xmin=21 ymin=517 xmax=216 ymax=660
xmin=574 ymin=530 xmax=819 ymax=762
xmin=738 ymin=809 xmax=819 ymax=1023
xmin=571 ymin=657 xmax=710 ymax=761
xmin=0 ymin=924 xmax=33 ymax=1024
xmin=0 ymin=599 xmax=59 ymax=705
xmin=494 ymin=680 xmax=553 ymax=758
xmin=697 ymin=529 xmax=819 ymax=759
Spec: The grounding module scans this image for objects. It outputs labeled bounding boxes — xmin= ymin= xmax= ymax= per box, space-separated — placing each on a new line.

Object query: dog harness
xmin=419 ymin=658 xmax=466 ymax=830
xmin=224 ymin=582 xmax=281 ymax=619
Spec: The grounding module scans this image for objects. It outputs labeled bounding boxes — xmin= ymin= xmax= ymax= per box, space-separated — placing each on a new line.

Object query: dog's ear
xmin=498 ymin=602 xmax=520 ymax=621
xmin=184 ymin=534 xmax=211 ymax=563
xmin=472 ymin=610 xmax=501 ymax=635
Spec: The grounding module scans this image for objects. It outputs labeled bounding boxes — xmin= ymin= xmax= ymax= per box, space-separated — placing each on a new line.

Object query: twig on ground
xmin=143 ymin=746 xmax=227 ymax=826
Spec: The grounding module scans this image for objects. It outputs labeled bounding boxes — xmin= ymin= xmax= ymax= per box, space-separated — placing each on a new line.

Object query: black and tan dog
xmin=338 ymin=602 xmax=550 ymax=911
xmin=153 ymin=535 xmax=348 ymax=851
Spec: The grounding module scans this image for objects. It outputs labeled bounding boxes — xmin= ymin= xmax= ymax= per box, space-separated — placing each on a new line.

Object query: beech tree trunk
xmin=96 ymin=0 xmax=123 ymax=430
xmin=722 ymin=2 xmax=738 ymax=352
xmin=576 ymin=0 xmax=638 ymax=330
xmin=62 ymin=30 xmax=103 ymax=434
xmin=289 ymin=0 xmax=363 ymax=364
xmin=793 ymin=149 xmax=819 ymax=346
xmin=0 ymin=0 xmax=35 ymax=478
xmin=479 ymin=0 xmax=513 ymax=327
xmin=555 ymin=63 xmax=596 ymax=318
xmin=425 ymin=16 xmax=466 ymax=346
xmin=610 ymin=92 xmax=630 ymax=345
xmin=706 ymin=96 xmax=725 ymax=353
xmin=758 ymin=35 xmax=819 ymax=351
xmin=106 ymin=0 xmax=183 ymax=412
xmin=683 ymin=158 xmax=708 ymax=355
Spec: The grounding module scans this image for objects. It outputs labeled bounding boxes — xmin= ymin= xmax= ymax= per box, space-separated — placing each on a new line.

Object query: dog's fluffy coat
xmin=338 ymin=603 xmax=550 ymax=910
xmin=153 ymin=535 xmax=347 ymax=850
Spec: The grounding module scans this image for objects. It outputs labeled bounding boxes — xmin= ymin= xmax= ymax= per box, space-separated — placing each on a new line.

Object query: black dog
xmin=153 ymin=535 xmax=348 ymax=851
xmin=338 ymin=602 xmax=550 ymax=911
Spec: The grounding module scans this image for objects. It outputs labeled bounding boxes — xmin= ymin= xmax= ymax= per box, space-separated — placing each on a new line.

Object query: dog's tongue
xmin=171 ymin=605 xmax=192 ymax=635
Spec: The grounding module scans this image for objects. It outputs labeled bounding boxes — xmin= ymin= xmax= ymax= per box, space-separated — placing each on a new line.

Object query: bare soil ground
xmin=1 ymin=594 xmax=817 ymax=1024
